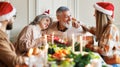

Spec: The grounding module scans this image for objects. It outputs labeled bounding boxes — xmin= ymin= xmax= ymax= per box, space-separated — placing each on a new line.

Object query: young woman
xmin=15 ymin=14 xmax=52 ymax=55
xmin=86 ymin=2 xmax=120 ymax=66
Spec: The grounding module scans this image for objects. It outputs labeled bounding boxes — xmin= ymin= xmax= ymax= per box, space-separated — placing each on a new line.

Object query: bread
xmin=32 ymin=47 xmax=40 ymax=55
xmin=27 ymin=48 xmax=33 ymax=56
xmin=27 ymin=47 xmax=40 ymax=56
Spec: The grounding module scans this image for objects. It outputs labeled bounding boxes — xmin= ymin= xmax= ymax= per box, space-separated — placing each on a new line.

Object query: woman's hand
xmin=15 ymin=64 xmax=28 ymax=67
xmin=72 ymin=21 xmax=80 ymax=28
xmin=89 ymin=27 xmax=96 ymax=35
xmin=85 ymin=43 xmax=100 ymax=52
xmin=104 ymin=54 xmax=120 ymax=64
xmin=85 ymin=43 xmax=93 ymax=51
xmin=71 ymin=18 xmax=80 ymax=28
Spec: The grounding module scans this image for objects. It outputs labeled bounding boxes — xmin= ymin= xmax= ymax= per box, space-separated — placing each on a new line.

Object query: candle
xmin=52 ymin=32 xmax=54 ymax=44
xmin=44 ymin=34 xmax=47 ymax=44
xmin=44 ymin=34 xmax=48 ymax=66
xmin=72 ymin=34 xmax=75 ymax=52
xmin=83 ymin=35 xmax=86 ymax=47
xmin=80 ymin=36 xmax=83 ymax=53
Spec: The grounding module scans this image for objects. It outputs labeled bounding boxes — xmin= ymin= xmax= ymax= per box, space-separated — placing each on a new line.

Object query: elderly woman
xmin=15 ymin=14 xmax=52 ymax=55
xmin=86 ymin=2 xmax=120 ymax=66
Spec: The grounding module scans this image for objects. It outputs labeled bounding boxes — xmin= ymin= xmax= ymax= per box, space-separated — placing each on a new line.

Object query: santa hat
xmin=93 ymin=2 xmax=114 ymax=18
xmin=0 ymin=1 xmax=16 ymax=21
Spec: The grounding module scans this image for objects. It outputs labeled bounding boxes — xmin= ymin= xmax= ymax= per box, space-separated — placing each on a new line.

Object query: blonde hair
xmin=96 ymin=10 xmax=113 ymax=41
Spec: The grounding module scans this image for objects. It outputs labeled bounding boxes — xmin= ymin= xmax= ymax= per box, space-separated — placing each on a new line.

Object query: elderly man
xmin=46 ymin=6 xmax=87 ymax=45
xmin=0 ymin=1 xmax=29 ymax=67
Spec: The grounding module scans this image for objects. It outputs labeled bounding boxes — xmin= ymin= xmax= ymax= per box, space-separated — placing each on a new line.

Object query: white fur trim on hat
xmin=0 ymin=7 xmax=16 ymax=21
xmin=94 ymin=3 xmax=112 ymax=15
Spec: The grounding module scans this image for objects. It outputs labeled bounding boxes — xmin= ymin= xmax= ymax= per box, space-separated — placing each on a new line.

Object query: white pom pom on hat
xmin=0 ymin=1 xmax=16 ymax=21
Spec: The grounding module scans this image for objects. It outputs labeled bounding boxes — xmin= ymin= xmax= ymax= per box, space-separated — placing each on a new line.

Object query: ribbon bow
xmin=43 ymin=10 xmax=50 ymax=15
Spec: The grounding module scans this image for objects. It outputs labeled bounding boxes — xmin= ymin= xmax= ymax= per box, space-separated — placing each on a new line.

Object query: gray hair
xmin=30 ymin=14 xmax=52 ymax=25
xmin=56 ymin=6 xmax=69 ymax=16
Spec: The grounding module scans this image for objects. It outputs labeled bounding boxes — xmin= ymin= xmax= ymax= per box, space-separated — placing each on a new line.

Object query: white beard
xmin=62 ymin=21 xmax=72 ymax=29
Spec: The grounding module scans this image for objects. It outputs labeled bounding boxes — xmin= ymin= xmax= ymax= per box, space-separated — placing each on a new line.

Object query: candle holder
xmin=72 ymin=34 xmax=75 ymax=52
xmin=72 ymin=35 xmax=84 ymax=55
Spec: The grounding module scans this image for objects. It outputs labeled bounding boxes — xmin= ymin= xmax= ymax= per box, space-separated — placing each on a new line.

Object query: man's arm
xmin=0 ymin=40 xmax=25 ymax=67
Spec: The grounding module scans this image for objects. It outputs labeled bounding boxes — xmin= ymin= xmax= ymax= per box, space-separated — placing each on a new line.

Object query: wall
xmin=35 ymin=0 xmax=75 ymax=21
xmin=75 ymin=0 xmax=102 ymax=26
xmin=10 ymin=0 xmax=29 ymax=42
xmin=34 ymin=0 xmax=120 ymax=26
xmin=7 ymin=0 xmax=120 ymax=42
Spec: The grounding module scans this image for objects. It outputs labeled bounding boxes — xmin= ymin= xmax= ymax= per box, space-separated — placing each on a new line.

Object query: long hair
xmin=96 ymin=10 xmax=113 ymax=41
xmin=30 ymin=14 xmax=52 ymax=27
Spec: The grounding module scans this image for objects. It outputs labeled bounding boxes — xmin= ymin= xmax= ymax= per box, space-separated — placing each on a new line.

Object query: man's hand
xmin=47 ymin=35 xmax=52 ymax=42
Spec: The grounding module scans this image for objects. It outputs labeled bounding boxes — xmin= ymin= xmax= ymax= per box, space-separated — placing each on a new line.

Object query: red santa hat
xmin=0 ymin=1 xmax=16 ymax=21
xmin=93 ymin=2 xmax=114 ymax=18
